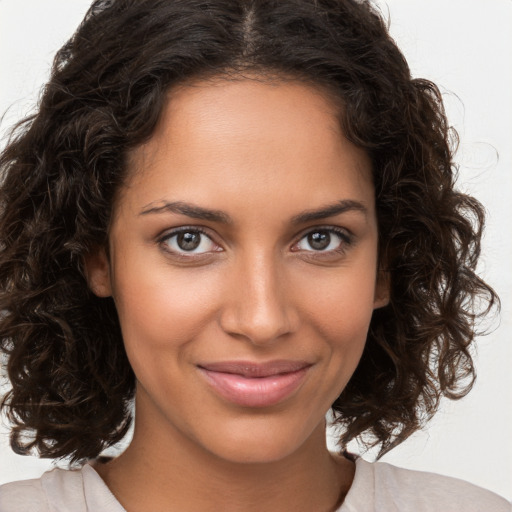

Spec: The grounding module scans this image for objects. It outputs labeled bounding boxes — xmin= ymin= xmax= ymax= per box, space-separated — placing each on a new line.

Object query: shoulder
xmin=342 ymin=458 xmax=511 ymax=512
xmin=0 ymin=465 xmax=94 ymax=512
xmin=0 ymin=475 xmax=49 ymax=512
xmin=0 ymin=464 xmax=124 ymax=512
xmin=371 ymin=461 xmax=510 ymax=511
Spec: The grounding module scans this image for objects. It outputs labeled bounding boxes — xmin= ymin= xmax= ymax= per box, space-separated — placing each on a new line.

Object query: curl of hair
xmin=0 ymin=0 xmax=498 ymax=462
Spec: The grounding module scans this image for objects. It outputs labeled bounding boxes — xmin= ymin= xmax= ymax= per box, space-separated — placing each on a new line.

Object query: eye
xmin=293 ymin=228 xmax=351 ymax=253
xmin=160 ymin=228 xmax=220 ymax=255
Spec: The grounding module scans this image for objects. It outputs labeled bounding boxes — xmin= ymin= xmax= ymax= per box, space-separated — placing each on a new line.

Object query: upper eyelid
xmin=294 ymin=225 xmax=352 ymax=241
xmin=156 ymin=224 xmax=352 ymax=249
xmin=158 ymin=225 xmax=215 ymax=241
xmin=157 ymin=226 xmax=222 ymax=253
xmin=290 ymin=226 xmax=353 ymax=253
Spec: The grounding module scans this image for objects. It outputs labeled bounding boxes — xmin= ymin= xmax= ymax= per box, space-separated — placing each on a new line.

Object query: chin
xmin=197 ymin=415 xmax=324 ymax=466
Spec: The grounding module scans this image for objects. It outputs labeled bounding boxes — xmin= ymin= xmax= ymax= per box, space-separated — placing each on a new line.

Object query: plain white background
xmin=0 ymin=0 xmax=511 ymax=502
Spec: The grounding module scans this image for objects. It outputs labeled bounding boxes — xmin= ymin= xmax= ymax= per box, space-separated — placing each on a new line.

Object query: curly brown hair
xmin=0 ymin=0 xmax=497 ymax=463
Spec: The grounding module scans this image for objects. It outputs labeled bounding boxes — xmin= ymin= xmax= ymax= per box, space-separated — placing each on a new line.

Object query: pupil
xmin=177 ymin=232 xmax=201 ymax=251
xmin=308 ymin=231 xmax=330 ymax=250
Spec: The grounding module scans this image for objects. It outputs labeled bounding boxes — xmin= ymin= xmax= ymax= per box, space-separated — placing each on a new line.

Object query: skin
xmin=86 ymin=77 xmax=389 ymax=512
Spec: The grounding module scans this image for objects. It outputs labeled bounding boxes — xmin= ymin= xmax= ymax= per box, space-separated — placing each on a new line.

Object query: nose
xmin=219 ymin=252 xmax=298 ymax=346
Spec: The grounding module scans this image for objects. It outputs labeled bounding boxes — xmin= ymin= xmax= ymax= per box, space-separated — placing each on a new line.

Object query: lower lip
xmin=199 ymin=367 xmax=310 ymax=408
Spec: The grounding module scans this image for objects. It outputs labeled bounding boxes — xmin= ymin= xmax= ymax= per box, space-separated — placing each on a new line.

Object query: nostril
xmin=218 ymin=302 xmax=296 ymax=345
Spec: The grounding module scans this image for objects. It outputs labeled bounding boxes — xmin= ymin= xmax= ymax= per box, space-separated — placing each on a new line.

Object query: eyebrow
xmin=140 ymin=201 xmax=231 ymax=223
xmin=139 ymin=199 xmax=367 ymax=224
xmin=290 ymin=200 xmax=368 ymax=224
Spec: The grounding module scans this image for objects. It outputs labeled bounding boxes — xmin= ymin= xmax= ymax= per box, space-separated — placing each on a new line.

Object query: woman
xmin=0 ymin=0 xmax=509 ymax=510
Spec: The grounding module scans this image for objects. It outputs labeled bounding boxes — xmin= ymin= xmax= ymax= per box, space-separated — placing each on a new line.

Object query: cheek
xmin=298 ymin=258 xmax=377 ymax=338
xmin=311 ymin=293 xmax=374 ymax=402
xmin=295 ymin=260 xmax=377 ymax=377
xmin=315 ymin=283 xmax=375 ymax=342
xmin=111 ymin=254 xmax=222 ymax=352
xmin=314 ymin=297 xmax=373 ymax=373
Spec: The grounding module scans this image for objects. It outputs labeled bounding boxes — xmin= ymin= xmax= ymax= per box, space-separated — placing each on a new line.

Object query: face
xmin=87 ymin=77 xmax=388 ymax=464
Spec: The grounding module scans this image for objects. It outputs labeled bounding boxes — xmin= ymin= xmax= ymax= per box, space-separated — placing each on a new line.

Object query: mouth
xmin=197 ymin=360 xmax=312 ymax=408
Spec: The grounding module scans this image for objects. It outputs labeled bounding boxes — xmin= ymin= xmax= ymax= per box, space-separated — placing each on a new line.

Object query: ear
xmin=373 ymin=267 xmax=390 ymax=309
xmin=84 ymin=245 xmax=112 ymax=297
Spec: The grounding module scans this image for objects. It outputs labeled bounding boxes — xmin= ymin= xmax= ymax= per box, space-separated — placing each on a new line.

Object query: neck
xmin=94 ymin=400 xmax=354 ymax=512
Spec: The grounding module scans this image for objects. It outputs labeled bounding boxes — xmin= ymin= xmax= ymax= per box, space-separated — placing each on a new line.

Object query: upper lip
xmin=198 ymin=360 xmax=312 ymax=378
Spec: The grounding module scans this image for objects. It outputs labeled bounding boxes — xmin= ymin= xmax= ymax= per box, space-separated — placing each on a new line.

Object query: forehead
xmin=121 ymin=77 xmax=374 ymax=218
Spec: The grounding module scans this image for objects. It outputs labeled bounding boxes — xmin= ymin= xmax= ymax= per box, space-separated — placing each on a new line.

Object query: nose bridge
xmin=220 ymin=248 xmax=296 ymax=344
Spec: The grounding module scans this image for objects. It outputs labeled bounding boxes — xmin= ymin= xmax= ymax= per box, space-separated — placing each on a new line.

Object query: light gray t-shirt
xmin=0 ymin=458 xmax=509 ymax=511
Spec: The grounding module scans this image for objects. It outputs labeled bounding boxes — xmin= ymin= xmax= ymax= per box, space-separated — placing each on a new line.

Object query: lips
xmin=198 ymin=360 xmax=311 ymax=408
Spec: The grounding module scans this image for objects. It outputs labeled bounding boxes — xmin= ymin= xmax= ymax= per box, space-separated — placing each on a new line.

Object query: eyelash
xmin=157 ymin=226 xmax=353 ymax=259
xmin=291 ymin=226 xmax=353 ymax=256
xmin=158 ymin=226 xmax=220 ymax=258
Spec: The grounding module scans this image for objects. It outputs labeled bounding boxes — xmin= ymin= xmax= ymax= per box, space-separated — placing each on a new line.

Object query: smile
xmin=198 ymin=360 xmax=312 ymax=408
